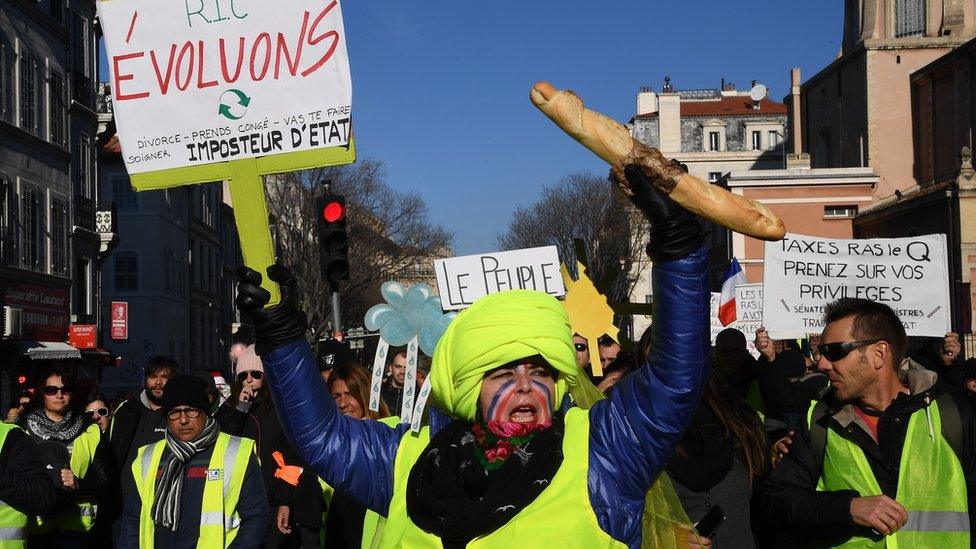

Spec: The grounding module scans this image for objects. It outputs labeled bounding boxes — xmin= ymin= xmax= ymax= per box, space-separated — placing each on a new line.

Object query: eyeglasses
xmin=236 ymin=370 xmax=264 ymax=382
xmin=817 ymin=339 xmax=882 ymax=362
xmin=573 ymin=343 xmax=588 ymax=352
xmin=167 ymin=407 xmax=203 ymax=420
xmin=85 ymin=407 xmax=109 ymax=419
xmin=42 ymin=385 xmax=73 ymax=396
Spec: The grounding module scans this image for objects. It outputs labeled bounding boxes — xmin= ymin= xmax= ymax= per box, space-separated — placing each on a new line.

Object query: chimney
xmin=790 ymin=68 xmax=803 ymax=155
xmin=636 ymin=86 xmax=658 ymax=117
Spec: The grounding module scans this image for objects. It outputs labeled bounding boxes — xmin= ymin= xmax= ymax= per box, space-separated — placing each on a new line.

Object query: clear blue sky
xmin=101 ymin=1 xmax=843 ymax=255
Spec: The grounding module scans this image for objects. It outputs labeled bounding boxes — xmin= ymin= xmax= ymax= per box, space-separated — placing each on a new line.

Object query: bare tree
xmin=497 ymin=173 xmax=650 ymax=305
xmin=265 ymin=159 xmax=453 ymax=343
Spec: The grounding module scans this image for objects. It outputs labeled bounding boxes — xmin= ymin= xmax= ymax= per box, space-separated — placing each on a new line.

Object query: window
xmin=114 ymin=253 xmax=138 ymax=291
xmin=73 ymin=258 xmax=91 ymax=316
xmin=0 ymin=177 xmax=8 ymax=262
xmin=768 ymin=130 xmax=780 ymax=150
xmin=708 ymin=131 xmax=721 ymax=151
xmin=751 ymin=131 xmax=762 ymax=151
xmin=50 ymin=196 xmax=67 ymax=275
xmin=707 ymin=172 xmax=723 ymax=184
xmin=19 ymin=49 xmax=37 ymax=133
xmin=72 ymin=14 xmax=89 ymax=77
xmin=824 ymin=205 xmax=858 ymax=218
xmin=113 ymin=175 xmax=138 ymax=211
xmin=178 ymin=255 xmax=186 ymax=297
xmin=895 ymin=0 xmax=926 ymax=38
xmin=49 ymin=71 xmax=65 ymax=147
xmin=20 ymin=184 xmax=43 ymax=270
xmin=78 ymin=135 xmax=92 ymax=198
xmin=50 ymin=1 xmax=64 ymax=22
xmin=164 ymin=248 xmax=175 ymax=294
xmin=0 ymin=41 xmax=7 ymax=121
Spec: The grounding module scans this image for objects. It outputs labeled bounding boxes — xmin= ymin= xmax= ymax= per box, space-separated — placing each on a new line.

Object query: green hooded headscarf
xmin=429 ymin=290 xmax=578 ymax=421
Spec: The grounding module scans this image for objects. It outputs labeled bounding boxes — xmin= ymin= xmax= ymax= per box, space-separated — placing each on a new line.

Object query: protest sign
xmin=98 ymin=0 xmax=356 ymax=303
xmin=735 ymin=284 xmax=763 ymax=357
xmin=709 ymin=292 xmax=723 ymax=344
xmin=763 ymin=233 xmax=951 ymax=337
xmin=434 ymin=247 xmax=565 ymax=311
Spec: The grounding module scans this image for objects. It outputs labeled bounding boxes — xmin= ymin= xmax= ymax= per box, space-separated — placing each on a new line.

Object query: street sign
xmin=69 ymin=325 xmax=98 ymax=350
xmin=111 ymin=301 xmax=128 ymax=340
xmin=98 ymin=0 xmax=356 ymax=305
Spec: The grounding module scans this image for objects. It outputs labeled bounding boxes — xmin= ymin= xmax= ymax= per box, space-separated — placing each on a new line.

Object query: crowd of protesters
xmin=1 ymin=306 xmax=973 ymax=548
xmin=2 ymin=174 xmax=975 ymax=549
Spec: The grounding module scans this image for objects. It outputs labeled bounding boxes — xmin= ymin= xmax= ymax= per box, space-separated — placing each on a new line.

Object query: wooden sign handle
xmin=228 ymin=158 xmax=281 ymax=307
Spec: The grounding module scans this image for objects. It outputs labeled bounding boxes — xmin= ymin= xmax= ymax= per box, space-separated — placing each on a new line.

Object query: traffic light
xmin=317 ymin=191 xmax=349 ymax=288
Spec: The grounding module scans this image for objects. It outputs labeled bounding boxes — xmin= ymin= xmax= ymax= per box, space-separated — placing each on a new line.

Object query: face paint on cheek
xmin=530 ymin=380 xmax=554 ymax=425
xmin=485 ymin=380 xmax=515 ymax=422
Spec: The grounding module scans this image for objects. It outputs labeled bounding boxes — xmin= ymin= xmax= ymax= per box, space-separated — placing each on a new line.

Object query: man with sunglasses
xmin=762 ymin=297 xmax=975 ymax=547
xmin=119 ymin=375 xmax=268 ymax=548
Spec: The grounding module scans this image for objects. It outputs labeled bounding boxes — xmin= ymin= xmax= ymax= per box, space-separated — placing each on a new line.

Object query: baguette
xmin=530 ymin=81 xmax=786 ymax=241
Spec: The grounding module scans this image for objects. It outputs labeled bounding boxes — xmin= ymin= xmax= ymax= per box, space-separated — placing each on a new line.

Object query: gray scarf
xmin=152 ymin=417 xmax=220 ymax=531
xmin=25 ymin=408 xmax=87 ymax=442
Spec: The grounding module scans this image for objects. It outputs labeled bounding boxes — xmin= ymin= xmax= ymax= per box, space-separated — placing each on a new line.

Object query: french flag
xmin=719 ymin=258 xmax=747 ymax=326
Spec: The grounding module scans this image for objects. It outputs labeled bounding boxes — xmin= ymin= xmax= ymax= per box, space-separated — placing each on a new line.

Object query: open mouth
xmin=509 ymin=405 xmax=538 ymax=424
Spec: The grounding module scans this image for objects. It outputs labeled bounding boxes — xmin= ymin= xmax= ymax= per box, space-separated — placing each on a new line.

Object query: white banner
xmin=735 ymin=284 xmax=763 ymax=357
xmin=98 ymin=0 xmax=352 ymax=174
xmin=763 ymin=234 xmax=951 ymax=337
xmin=434 ymin=246 xmax=564 ymax=311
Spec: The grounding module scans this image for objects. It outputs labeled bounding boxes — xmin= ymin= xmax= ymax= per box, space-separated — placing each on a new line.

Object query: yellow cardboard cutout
xmin=560 ymin=262 xmax=619 ymax=377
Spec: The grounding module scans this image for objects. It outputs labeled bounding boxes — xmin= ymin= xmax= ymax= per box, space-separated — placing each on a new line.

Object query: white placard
xmin=98 ymin=0 xmax=352 ymax=174
xmin=434 ymin=246 xmax=565 ymax=311
xmin=763 ymin=234 xmax=951 ymax=337
xmin=735 ymin=284 xmax=763 ymax=357
xmin=709 ymin=292 xmax=723 ymax=344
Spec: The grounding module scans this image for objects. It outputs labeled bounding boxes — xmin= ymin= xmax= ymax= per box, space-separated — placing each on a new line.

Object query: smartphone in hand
xmin=695 ymin=505 xmax=726 ymax=538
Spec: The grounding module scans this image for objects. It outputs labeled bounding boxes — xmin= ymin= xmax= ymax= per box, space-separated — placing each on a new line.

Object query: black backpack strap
xmin=934 ymin=392 xmax=964 ymax=464
xmin=808 ymin=400 xmax=830 ymax=473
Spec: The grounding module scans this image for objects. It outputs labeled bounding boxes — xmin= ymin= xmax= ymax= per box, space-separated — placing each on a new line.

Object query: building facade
xmin=0 ymin=0 xmax=111 ymax=409
xmin=98 ymin=86 xmax=242 ymax=393
xmin=795 ymin=0 xmax=976 ymax=199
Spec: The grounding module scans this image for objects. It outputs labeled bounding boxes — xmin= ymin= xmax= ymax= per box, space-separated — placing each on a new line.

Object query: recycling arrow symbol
xmin=218 ymin=89 xmax=251 ymax=120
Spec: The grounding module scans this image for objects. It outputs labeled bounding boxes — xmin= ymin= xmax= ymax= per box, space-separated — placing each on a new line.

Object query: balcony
xmin=74 ymin=197 xmax=95 ymax=232
xmin=73 ymin=74 xmax=95 ymax=110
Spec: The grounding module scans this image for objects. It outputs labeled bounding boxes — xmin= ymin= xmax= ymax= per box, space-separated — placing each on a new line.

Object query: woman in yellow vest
xmin=236 ymin=161 xmax=712 ymax=548
xmin=117 ymin=375 xmax=269 ymax=549
xmin=18 ymin=367 xmax=111 ymax=548
xmin=0 ymin=421 xmax=60 ymax=549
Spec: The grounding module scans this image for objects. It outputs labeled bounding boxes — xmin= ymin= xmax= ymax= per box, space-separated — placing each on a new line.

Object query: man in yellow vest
xmin=762 ymin=297 xmax=974 ymax=547
xmin=118 ymin=375 xmax=269 ymax=549
xmin=0 ymin=422 xmax=60 ymax=548
xmin=236 ymin=160 xmax=712 ymax=547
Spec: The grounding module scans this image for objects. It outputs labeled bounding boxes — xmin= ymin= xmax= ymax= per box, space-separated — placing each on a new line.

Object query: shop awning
xmin=81 ymin=348 xmax=111 ymax=357
xmin=18 ymin=341 xmax=82 ymax=360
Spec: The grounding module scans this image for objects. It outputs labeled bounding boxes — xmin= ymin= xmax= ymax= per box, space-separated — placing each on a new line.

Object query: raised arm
xmin=236 ymin=266 xmax=409 ymax=515
xmin=587 ymin=162 xmax=711 ymax=541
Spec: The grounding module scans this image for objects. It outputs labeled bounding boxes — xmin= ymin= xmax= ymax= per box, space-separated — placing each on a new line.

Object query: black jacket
xmin=757 ymin=350 xmax=829 ymax=424
xmin=0 ymin=427 xmax=60 ymax=516
xmin=109 ymin=393 xmax=168 ymax=477
xmin=215 ymin=396 xmax=323 ymax=528
xmin=760 ymin=370 xmax=976 ymax=545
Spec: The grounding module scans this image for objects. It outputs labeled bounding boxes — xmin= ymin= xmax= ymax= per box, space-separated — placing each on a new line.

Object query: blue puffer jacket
xmin=262 ymin=246 xmax=710 ymax=548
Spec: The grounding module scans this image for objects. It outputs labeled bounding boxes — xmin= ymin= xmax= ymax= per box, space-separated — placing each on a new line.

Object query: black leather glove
xmin=621 ymin=164 xmax=703 ymax=263
xmin=235 ymin=264 xmax=308 ymax=355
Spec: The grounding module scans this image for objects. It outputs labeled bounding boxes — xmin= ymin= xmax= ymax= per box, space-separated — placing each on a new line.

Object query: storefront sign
xmin=0 ymin=281 xmax=70 ymax=341
xmin=69 ymin=325 xmax=98 ymax=349
xmin=111 ymin=301 xmax=129 ymax=340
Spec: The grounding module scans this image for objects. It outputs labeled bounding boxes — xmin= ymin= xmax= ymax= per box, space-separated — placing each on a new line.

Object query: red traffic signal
xmin=16 ymin=375 xmax=27 ymax=385
xmin=322 ymin=201 xmax=345 ymax=223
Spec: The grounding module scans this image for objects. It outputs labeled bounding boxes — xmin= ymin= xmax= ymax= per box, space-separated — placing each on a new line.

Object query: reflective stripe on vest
xmin=134 ymin=433 xmax=254 ymax=549
xmin=380 ymin=407 xmax=626 ymax=548
xmin=0 ymin=426 xmax=28 ymax=548
xmin=807 ymin=400 xmax=969 ymax=548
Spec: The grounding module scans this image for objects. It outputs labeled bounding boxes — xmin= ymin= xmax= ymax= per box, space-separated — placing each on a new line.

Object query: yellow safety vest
xmin=133 ymin=432 xmax=254 ymax=549
xmin=318 ymin=416 xmax=400 ymax=549
xmin=0 ymin=424 xmax=28 ymax=548
xmin=808 ymin=401 xmax=969 ymax=548
xmin=30 ymin=423 xmax=101 ymax=534
xmin=381 ymin=407 xmax=626 ymax=548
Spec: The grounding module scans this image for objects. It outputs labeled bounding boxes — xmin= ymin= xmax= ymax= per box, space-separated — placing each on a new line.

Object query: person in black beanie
xmin=118 ymin=375 xmax=268 ymax=549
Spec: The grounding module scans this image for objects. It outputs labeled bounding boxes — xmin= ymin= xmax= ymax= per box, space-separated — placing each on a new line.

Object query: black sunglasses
xmin=573 ymin=343 xmax=588 ymax=352
xmin=817 ymin=339 xmax=881 ymax=362
xmin=237 ymin=370 xmax=264 ymax=381
xmin=42 ymin=385 xmax=73 ymax=396
xmin=85 ymin=407 xmax=109 ymax=418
